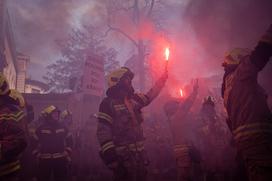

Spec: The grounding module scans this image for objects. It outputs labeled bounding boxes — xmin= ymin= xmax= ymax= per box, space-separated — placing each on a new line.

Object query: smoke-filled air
xmin=1 ymin=0 xmax=272 ymax=181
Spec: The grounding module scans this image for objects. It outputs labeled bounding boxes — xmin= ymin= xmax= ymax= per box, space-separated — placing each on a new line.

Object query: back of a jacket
xmin=0 ymin=105 xmax=27 ymax=177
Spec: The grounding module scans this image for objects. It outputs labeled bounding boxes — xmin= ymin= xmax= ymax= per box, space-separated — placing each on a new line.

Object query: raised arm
xmin=250 ymin=24 xmax=272 ymax=71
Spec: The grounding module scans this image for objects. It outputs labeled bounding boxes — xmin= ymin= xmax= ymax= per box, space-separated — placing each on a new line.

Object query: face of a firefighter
xmin=51 ymin=111 xmax=60 ymax=121
xmin=120 ymin=75 xmax=134 ymax=95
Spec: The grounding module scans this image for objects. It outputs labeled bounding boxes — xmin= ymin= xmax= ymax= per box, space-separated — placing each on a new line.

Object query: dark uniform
xmin=222 ymin=25 xmax=272 ymax=181
xmin=32 ymin=106 xmax=73 ymax=181
xmin=0 ymin=105 xmax=27 ymax=181
xmin=164 ymin=82 xmax=201 ymax=181
xmin=97 ymin=67 xmax=167 ymax=181
xmin=0 ymin=74 xmax=27 ymax=181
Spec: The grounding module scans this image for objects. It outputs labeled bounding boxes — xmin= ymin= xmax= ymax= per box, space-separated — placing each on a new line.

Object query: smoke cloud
xmin=7 ymin=0 xmax=272 ymax=93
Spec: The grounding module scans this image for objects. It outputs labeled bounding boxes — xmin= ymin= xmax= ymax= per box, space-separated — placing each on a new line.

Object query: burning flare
xmin=165 ymin=47 xmax=170 ymax=61
xmin=179 ymin=88 xmax=184 ymax=97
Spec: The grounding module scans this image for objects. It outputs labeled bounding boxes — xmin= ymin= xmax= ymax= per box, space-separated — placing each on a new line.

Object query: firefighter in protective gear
xmin=60 ymin=110 xmax=73 ymax=129
xmin=221 ymin=24 xmax=272 ymax=181
xmin=0 ymin=73 xmax=27 ymax=180
xmin=164 ymin=79 xmax=201 ymax=181
xmin=97 ymin=67 xmax=167 ymax=181
xmin=32 ymin=105 xmax=73 ymax=181
xmin=198 ymin=96 xmax=234 ymax=181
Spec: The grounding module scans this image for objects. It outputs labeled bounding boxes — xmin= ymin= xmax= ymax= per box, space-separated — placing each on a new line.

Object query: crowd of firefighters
xmin=0 ymin=24 xmax=271 ymax=181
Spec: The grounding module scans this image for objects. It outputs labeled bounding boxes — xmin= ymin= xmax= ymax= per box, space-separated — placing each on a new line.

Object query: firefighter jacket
xmin=32 ymin=121 xmax=73 ymax=160
xmin=223 ymin=25 xmax=272 ymax=143
xmin=0 ymin=104 xmax=27 ymax=177
xmin=97 ymin=74 xmax=167 ymax=165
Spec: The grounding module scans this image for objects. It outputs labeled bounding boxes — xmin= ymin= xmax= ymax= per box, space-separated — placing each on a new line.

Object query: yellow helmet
xmin=60 ymin=110 xmax=72 ymax=120
xmin=222 ymin=48 xmax=251 ymax=67
xmin=9 ymin=89 xmax=26 ymax=108
xmin=0 ymin=73 xmax=10 ymax=95
xmin=41 ymin=105 xmax=59 ymax=116
xmin=106 ymin=67 xmax=134 ymax=88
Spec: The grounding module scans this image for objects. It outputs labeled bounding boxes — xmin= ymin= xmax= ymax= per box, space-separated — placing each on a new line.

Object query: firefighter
xmin=7 ymin=89 xmax=37 ymax=181
xmin=221 ymin=24 xmax=272 ymax=181
xmin=198 ymin=96 xmax=234 ymax=181
xmin=0 ymin=73 xmax=27 ymax=180
xmin=164 ymin=79 xmax=202 ymax=181
xmin=96 ymin=67 xmax=167 ymax=181
xmin=32 ymin=105 xmax=73 ymax=181
xmin=60 ymin=110 xmax=73 ymax=129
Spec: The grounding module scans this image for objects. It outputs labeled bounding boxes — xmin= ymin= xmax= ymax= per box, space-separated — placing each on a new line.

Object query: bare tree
xmin=44 ymin=25 xmax=119 ymax=93
xmin=102 ymin=0 xmax=167 ymax=91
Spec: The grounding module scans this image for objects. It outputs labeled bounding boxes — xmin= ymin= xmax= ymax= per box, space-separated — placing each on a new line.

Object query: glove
xmin=261 ymin=24 xmax=272 ymax=44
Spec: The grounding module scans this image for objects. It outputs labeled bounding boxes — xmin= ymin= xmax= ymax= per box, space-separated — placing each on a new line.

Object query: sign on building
xmin=82 ymin=54 xmax=105 ymax=96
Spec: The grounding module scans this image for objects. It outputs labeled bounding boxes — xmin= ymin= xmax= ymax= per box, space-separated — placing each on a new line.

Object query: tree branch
xmin=147 ymin=0 xmax=155 ymax=17
xmin=104 ymin=24 xmax=138 ymax=47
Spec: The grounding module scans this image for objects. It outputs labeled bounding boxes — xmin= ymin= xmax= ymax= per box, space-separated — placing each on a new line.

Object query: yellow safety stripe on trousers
xmin=39 ymin=152 xmax=67 ymax=159
xmin=173 ymin=146 xmax=190 ymax=159
xmin=233 ymin=122 xmax=272 ymax=141
xmin=113 ymin=104 xmax=127 ymax=111
xmin=173 ymin=145 xmax=190 ymax=154
xmin=115 ymin=141 xmax=145 ymax=152
xmin=0 ymin=160 xmax=21 ymax=177
xmin=97 ymin=112 xmax=113 ymax=124
xmin=101 ymin=141 xmax=115 ymax=153
xmin=0 ymin=111 xmax=25 ymax=122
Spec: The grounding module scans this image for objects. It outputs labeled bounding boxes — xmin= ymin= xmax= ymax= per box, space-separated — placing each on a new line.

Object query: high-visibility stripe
xmin=233 ymin=123 xmax=272 ymax=135
xmin=0 ymin=160 xmax=21 ymax=177
xmin=113 ymin=104 xmax=127 ymax=111
xmin=0 ymin=111 xmax=25 ymax=122
xmin=97 ymin=112 xmax=113 ymax=124
xmin=233 ymin=122 xmax=272 ymax=141
xmin=137 ymin=93 xmax=149 ymax=104
xmin=115 ymin=141 xmax=145 ymax=152
xmin=41 ymin=129 xmax=51 ymax=134
xmin=101 ymin=141 xmax=115 ymax=153
xmin=56 ymin=128 xmax=65 ymax=133
xmin=173 ymin=144 xmax=190 ymax=159
xmin=39 ymin=152 xmax=67 ymax=159
xmin=0 ymin=111 xmax=24 ymax=118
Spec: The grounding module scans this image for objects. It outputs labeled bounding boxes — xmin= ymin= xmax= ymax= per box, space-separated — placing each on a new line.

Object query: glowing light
xmin=179 ymin=88 xmax=184 ymax=97
xmin=165 ymin=47 xmax=170 ymax=61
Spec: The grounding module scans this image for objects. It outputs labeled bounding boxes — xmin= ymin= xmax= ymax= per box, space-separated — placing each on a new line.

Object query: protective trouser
xmin=234 ymin=122 xmax=272 ymax=181
xmin=113 ymin=149 xmax=148 ymax=181
xmin=37 ymin=157 xmax=68 ymax=181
